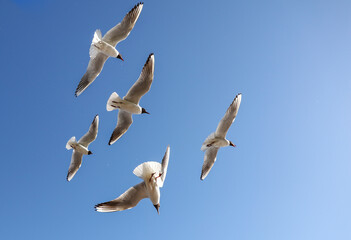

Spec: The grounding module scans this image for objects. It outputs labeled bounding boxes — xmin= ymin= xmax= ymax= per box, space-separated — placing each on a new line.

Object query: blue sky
xmin=1 ymin=0 xmax=351 ymax=239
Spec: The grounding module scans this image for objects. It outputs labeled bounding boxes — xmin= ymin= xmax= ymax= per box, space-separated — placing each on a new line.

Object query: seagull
xmin=95 ymin=145 xmax=170 ymax=214
xmin=200 ymin=93 xmax=242 ymax=180
xmin=75 ymin=2 xmax=144 ymax=97
xmin=106 ymin=53 xmax=154 ymax=145
xmin=65 ymin=115 xmax=99 ymax=181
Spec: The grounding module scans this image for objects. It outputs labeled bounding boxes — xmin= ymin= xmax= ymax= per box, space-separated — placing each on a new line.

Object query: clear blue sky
xmin=1 ymin=0 xmax=350 ymax=239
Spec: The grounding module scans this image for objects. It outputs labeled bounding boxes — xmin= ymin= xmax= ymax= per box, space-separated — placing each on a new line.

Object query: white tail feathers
xmin=133 ymin=161 xmax=162 ymax=181
xmin=106 ymin=92 xmax=123 ymax=111
xmin=201 ymin=132 xmax=216 ymax=151
xmin=66 ymin=136 xmax=76 ymax=150
xmin=92 ymin=29 xmax=102 ymax=44
xmin=89 ymin=29 xmax=102 ymax=59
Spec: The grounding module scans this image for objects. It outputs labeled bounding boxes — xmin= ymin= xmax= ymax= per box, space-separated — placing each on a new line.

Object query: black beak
xmin=230 ymin=142 xmax=236 ymax=147
xmin=154 ymin=204 xmax=160 ymax=215
xmin=117 ymin=54 xmax=124 ymax=61
xmin=142 ymin=108 xmax=150 ymax=114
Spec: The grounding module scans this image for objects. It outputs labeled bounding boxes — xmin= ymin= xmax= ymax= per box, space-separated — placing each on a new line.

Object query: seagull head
xmin=116 ymin=53 xmax=124 ymax=61
xmin=229 ymin=141 xmax=236 ymax=147
xmin=153 ymin=204 xmax=160 ymax=214
xmin=142 ymin=108 xmax=150 ymax=114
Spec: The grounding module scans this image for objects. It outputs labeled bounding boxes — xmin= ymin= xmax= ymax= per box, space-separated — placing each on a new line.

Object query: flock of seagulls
xmin=66 ymin=2 xmax=242 ymax=214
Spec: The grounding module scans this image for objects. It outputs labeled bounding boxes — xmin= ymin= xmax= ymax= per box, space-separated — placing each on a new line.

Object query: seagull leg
xmin=149 ymin=173 xmax=155 ymax=182
xmin=155 ymin=173 xmax=162 ymax=180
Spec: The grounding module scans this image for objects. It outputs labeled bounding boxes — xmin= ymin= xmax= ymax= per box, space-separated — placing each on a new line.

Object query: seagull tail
xmin=66 ymin=136 xmax=76 ymax=150
xmin=201 ymin=132 xmax=216 ymax=151
xmin=133 ymin=161 xmax=162 ymax=181
xmin=106 ymin=92 xmax=123 ymax=111
xmin=89 ymin=29 xmax=102 ymax=59
xmin=91 ymin=29 xmax=102 ymax=44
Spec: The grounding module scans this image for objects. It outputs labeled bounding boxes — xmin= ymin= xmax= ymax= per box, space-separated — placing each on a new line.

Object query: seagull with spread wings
xmin=95 ymin=145 xmax=170 ymax=214
xmin=200 ymin=93 xmax=242 ymax=180
xmin=65 ymin=115 xmax=99 ymax=181
xmin=106 ymin=53 xmax=154 ymax=145
xmin=75 ymin=2 xmax=144 ymax=97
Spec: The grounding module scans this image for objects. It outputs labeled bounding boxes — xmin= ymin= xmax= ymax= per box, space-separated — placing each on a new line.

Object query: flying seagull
xmin=95 ymin=145 xmax=170 ymax=214
xmin=106 ymin=53 xmax=154 ymax=145
xmin=65 ymin=115 xmax=99 ymax=181
xmin=200 ymin=93 xmax=242 ymax=180
xmin=75 ymin=2 xmax=144 ymax=97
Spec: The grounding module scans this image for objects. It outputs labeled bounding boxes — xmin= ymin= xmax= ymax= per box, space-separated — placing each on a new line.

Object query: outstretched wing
xmin=95 ymin=182 xmax=148 ymax=212
xmin=67 ymin=151 xmax=83 ymax=182
xmin=159 ymin=145 xmax=170 ymax=187
xmin=215 ymin=93 xmax=242 ymax=138
xmin=124 ymin=53 xmax=154 ymax=104
xmin=75 ymin=53 xmax=109 ymax=97
xmin=108 ymin=110 xmax=133 ymax=145
xmin=200 ymin=147 xmax=219 ymax=180
xmin=102 ymin=3 xmax=143 ymax=47
xmin=78 ymin=115 xmax=99 ymax=147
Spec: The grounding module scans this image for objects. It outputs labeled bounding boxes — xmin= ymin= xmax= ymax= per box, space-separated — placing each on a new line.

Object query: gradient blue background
xmin=1 ymin=0 xmax=350 ymax=239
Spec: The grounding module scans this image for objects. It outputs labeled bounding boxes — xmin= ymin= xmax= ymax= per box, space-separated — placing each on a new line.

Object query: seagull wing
xmin=200 ymin=147 xmax=219 ymax=180
xmin=67 ymin=151 xmax=83 ymax=182
xmin=108 ymin=110 xmax=133 ymax=145
xmin=124 ymin=54 xmax=154 ymax=104
xmin=159 ymin=145 xmax=170 ymax=187
xmin=78 ymin=115 xmax=99 ymax=147
xmin=102 ymin=3 xmax=143 ymax=47
xmin=75 ymin=53 xmax=109 ymax=97
xmin=215 ymin=93 xmax=242 ymax=138
xmin=95 ymin=182 xmax=148 ymax=212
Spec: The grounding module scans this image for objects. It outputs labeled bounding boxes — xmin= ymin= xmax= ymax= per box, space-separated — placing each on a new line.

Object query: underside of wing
xmin=95 ymin=182 xmax=148 ymax=212
xmin=200 ymin=147 xmax=219 ymax=180
xmin=160 ymin=145 xmax=170 ymax=186
xmin=78 ymin=115 xmax=99 ymax=147
xmin=75 ymin=53 xmax=108 ymax=97
xmin=124 ymin=53 xmax=154 ymax=104
xmin=67 ymin=151 xmax=83 ymax=182
xmin=215 ymin=93 xmax=242 ymax=138
xmin=108 ymin=110 xmax=133 ymax=145
xmin=102 ymin=2 xmax=143 ymax=47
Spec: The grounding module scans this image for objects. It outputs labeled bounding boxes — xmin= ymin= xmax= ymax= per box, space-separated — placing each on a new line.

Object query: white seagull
xmin=200 ymin=93 xmax=242 ymax=180
xmin=65 ymin=115 xmax=99 ymax=181
xmin=106 ymin=53 xmax=154 ymax=145
xmin=95 ymin=145 xmax=170 ymax=214
xmin=75 ymin=2 xmax=144 ymax=97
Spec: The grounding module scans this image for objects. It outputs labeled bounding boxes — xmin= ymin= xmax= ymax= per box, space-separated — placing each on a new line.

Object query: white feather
xmin=106 ymin=92 xmax=123 ymax=111
xmin=133 ymin=161 xmax=162 ymax=181
xmin=92 ymin=29 xmax=102 ymax=44
xmin=66 ymin=136 xmax=76 ymax=150
xmin=201 ymin=132 xmax=216 ymax=151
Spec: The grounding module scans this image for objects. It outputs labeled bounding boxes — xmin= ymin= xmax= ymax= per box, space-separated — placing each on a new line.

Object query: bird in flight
xmin=95 ymin=145 xmax=170 ymax=214
xmin=66 ymin=115 xmax=99 ymax=181
xmin=106 ymin=53 xmax=154 ymax=145
xmin=75 ymin=2 xmax=144 ymax=97
xmin=200 ymin=93 xmax=242 ymax=180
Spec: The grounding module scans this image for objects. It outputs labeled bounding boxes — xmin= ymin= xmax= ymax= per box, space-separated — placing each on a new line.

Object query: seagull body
xmin=75 ymin=2 xmax=144 ymax=97
xmin=106 ymin=53 xmax=154 ymax=145
xmin=95 ymin=146 xmax=170 ymax=214
xmin=107 ymin=93 xmax=143 ymax=114
xmin=89 ymin=30 xmax=119 ymax=59
xmin=200 ymin=93 xmax=242 ymax=180
xmin=66 ymin=115 xmax=99 ymax=181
